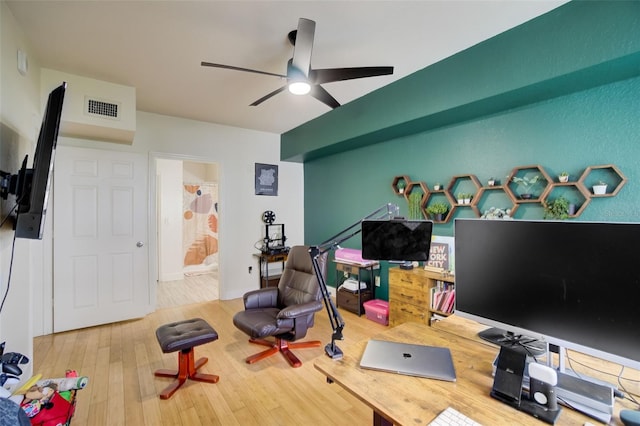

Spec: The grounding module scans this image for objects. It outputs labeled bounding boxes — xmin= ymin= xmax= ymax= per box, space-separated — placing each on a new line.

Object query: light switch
xmin=17 ymin=49 xmax=28 ymax=76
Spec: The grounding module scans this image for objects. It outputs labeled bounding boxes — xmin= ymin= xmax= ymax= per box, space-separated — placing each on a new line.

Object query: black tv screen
xmin=454 ymin=218 xmax=640 ymax=370
xmin=15 ymin=82 xmax=66 ymax=239
xmin=361 ymin=219 xmax=433 ymax=261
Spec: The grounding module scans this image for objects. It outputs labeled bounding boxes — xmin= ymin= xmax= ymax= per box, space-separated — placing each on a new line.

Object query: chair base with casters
xmin=154 ymin=318 xmax=219 ymax=399
xmin=245 ymin=336 xmax=321 ymax=368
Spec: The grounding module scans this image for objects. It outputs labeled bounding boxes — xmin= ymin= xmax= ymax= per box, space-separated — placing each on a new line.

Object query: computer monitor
xmin=361 ymin=219 xmax=433 ymax=261
xmin=454 ymin=218 xmax=640 ymax=370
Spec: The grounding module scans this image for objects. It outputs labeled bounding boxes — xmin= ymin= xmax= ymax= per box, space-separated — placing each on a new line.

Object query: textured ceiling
xmin=6 ymin=1 xmax=567 ymax=134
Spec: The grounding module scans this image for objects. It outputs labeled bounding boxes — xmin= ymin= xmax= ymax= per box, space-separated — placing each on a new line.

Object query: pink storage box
xmin=363 ymin=299 xmax=389 ymax=326
xmin=334 ymin=248 xmax=377 ymax=266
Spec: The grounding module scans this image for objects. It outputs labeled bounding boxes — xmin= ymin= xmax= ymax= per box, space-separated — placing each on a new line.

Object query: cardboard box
xmin=363 ymin=299 xmax=389 ymax=325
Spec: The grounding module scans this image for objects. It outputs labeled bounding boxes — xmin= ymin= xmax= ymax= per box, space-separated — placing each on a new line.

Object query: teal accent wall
xmin=305 ymin=76 xmax=640 ymax=300
xmin=283 ymin=2 xmax=640 ymax=300
xmin=282 ymin=1 xmax=640 ymax=163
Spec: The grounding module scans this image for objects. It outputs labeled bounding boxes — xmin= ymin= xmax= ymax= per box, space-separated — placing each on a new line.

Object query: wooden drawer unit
xmin=388 ymin=267 xmax=455 ymax=327
xmin=390 ymin=299 xmax=428 ymax=326
xmin=337 ymin=288 xmax=373 ymax=315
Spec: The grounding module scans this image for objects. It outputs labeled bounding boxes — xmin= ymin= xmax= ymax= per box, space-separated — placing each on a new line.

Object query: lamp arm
xmin=309 ymin=203 xmax=400 ymax=360
xmin=310 ymin=245 xmax=345 ymax=359
xmin=316 ymin=203 xmax=400 ymax=254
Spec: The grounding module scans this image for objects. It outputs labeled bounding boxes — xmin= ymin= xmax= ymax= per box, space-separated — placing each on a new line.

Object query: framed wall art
xmin=255 ymin=163 xmax=278 ymax=196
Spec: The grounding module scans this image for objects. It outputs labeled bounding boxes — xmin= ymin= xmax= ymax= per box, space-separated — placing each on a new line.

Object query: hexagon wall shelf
xmin=579 ymin=164 xmax=627 ymax=197
xmin=391 ymin=164 xmax=625 ymax=223
xmin=541 ymin=182 xmax=591 ymax=218
xmin=506 ymin=165 xmax=552 ymax=203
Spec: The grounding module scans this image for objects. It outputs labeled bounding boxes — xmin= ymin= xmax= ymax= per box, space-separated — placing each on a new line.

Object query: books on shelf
xmin=430 ymin=280 xmax=455 ymax=314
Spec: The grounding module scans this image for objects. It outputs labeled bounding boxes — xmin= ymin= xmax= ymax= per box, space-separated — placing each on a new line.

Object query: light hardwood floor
xmin=157 ymin=272 xmax=219 ymax=309
xmin=33 ymin=294 xmax=387 ymax=425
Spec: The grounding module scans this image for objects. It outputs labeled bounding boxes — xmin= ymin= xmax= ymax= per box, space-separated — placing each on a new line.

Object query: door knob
xmin=136 ymin=241 xmax=144 ymax=248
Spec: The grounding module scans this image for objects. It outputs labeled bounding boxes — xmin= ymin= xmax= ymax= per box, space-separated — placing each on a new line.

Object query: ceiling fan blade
xmin=310 ymin=85 xmax=340 ymax=109
xmin=250 ymin=85 xmax=287 ymax=106
xmin=311 ymin=66 xmax=394 ymax=84
xmin=201 ymin=62 xmax=286 ymax=78
xmin=291 ymin=18 xmax=315 ymax=78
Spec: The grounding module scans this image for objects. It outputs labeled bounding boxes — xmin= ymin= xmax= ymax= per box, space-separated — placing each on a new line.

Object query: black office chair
xmin=233 ymin=245 xmax=327 ymax=367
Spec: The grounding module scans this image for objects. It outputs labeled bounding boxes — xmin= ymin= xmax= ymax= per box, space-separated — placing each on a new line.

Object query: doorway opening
xmin=155 ymin=157 xmax=220 ymax=309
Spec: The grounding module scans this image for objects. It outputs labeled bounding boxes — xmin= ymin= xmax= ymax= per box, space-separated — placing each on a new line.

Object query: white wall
xmin=184 ymin=160 xmax=218 ymax=183
xmin=50 ymin=102 xmax=305 ymax=303
xmin=0 ymin=1 xmax=304 ymax=369
xmin=0 ymin=1 xmax=47 ymax=377
xmin=136 ymin=112 xmax=305 ymax=300
xmin=156 ymin=158 xmax=184 ymax=281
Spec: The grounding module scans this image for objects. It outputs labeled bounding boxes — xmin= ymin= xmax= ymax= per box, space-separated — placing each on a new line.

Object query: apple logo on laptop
xmin=402 ymin=353 xmax=412 ymax=359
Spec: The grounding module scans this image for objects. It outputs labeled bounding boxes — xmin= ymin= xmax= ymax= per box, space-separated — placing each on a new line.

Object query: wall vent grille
xmin=85 ymin=97 xmax=120 ymax=120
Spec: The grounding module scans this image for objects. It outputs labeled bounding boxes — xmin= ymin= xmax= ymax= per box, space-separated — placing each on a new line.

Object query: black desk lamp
xmin=309 ymin=203 xmax=400 ymax=360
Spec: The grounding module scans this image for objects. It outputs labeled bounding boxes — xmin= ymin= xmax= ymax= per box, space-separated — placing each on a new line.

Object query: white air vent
xmin=86 ymin=97 xmax=120 ymax=120
xmin=42 ymin=69 xmax=136 ymax=144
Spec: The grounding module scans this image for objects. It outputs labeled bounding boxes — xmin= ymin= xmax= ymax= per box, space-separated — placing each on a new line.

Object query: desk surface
xmin=314 ymin=319 xmax=638 ymax=425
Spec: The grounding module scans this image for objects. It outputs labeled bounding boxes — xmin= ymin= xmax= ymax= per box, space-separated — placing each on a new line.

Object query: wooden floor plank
xmin=33 ymin=280 xmax=385 ymax=425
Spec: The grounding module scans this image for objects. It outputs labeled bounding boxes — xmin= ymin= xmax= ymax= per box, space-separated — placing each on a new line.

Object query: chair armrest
xmin=243 ymin=287 xmax=278 ymax=309
xmin=277 ymin=300 xmax=323 ymax=319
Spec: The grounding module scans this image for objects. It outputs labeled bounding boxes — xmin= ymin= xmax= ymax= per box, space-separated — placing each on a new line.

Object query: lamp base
xmin=325 ymin=343 xmax=343 ymax=360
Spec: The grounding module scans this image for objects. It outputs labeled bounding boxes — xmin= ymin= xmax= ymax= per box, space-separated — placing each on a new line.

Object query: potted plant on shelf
xmin=456 ymin=192 xmax=465 ymax=204
xmin=433 ymin=182 xmax=442 ymax=191
xmin=397 ymin=180 xmax=406 ymax=194
xmin=543 ymin=196 xmax=571 ymax=220
xmin=487 ymin=177 xmax=496 ymax=187
xmin=592 ymin=180 xmax=608 ymax=195
xmin=509 ymin=174 xmax=542 ymax=199
xmin=407 ymin=191 xmax=423 ymax=219
xmin=481 ymin=207 xmax=512 ymax=220
xmin=426 ymin=202 xmax=448 ymax=221
xmin=463 ymin=193 xmax=472 ymax=204
xmin=558 ymin=172 xmax=569 ymax=183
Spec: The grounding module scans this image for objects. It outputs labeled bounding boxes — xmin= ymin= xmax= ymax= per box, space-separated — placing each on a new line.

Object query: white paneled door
xmin=53 ymin=146 xmax=151 ymax=332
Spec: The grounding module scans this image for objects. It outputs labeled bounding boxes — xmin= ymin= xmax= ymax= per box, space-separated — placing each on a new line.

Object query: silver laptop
xmin=359 ymin=339 xmax=456 ymax=382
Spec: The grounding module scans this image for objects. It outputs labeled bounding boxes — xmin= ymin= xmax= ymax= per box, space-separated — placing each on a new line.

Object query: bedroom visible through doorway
xmin=156 ymin=158 xmax=220 ymax=308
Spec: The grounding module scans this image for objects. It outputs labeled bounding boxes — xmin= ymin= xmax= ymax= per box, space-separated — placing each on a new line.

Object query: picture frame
xmin=255 ymin=163 xmax=278 ymax=196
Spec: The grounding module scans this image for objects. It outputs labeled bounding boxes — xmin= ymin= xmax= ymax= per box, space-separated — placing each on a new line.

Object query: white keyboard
xmin=429 ymin=406 xmax=482 ymax=426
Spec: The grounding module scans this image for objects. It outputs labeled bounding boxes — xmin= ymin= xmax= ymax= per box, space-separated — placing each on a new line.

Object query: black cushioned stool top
xmin=156 ymin=318 xmax=218 ymax=353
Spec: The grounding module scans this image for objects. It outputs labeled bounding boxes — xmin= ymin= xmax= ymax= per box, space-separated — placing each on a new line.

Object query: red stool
xmin=154 ymin=318 xmax=219 ymax=399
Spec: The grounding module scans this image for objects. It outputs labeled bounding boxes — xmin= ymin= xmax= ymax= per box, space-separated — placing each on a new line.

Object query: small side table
xmin=254 ymin=252 xmax=288 ymax=288
xmin=334 ymin=260 xmax=380 ymax=316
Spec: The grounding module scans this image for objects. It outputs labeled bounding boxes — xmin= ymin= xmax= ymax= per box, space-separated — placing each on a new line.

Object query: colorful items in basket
xmin=17 ymin=370 xmax=88 ymax=426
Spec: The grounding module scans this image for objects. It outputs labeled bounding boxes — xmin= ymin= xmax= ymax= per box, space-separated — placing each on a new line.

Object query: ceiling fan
xmin=201 ymin=18 xmax=394 ymax=109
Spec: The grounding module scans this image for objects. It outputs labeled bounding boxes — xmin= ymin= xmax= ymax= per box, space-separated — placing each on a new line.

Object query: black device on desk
xmin=490 ymin=346 xmax=562 ymax=424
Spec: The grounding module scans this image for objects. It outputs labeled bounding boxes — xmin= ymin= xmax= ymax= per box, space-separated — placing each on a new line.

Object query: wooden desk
xmin=314 ymin=320 xmax=637 ymax=425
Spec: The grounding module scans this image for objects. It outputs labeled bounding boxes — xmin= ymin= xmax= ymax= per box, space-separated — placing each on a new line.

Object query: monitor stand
xmin=479 ymin=327 xmax=547 ymax=356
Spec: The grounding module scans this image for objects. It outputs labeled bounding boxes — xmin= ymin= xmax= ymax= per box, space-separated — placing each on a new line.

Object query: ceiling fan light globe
xmin=288 ymin=81 xmax=311 ymax=95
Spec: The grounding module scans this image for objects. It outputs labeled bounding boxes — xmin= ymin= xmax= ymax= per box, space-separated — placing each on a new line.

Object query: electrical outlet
xmin=375 ymin=276 xmax=381 ymax=287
